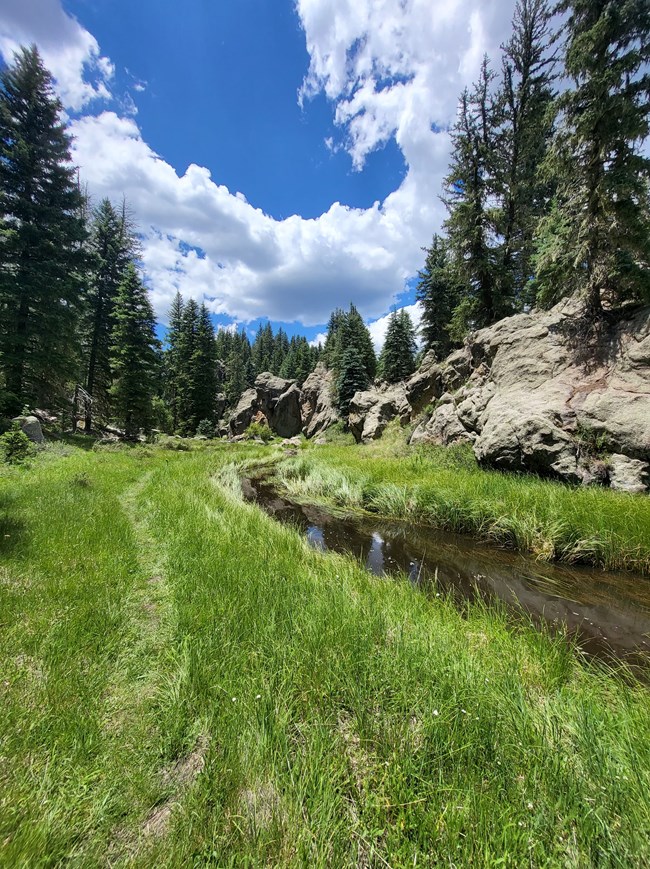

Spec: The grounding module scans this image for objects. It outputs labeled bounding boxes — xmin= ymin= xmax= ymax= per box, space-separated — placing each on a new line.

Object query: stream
xmin=242 ymin=476 xmax=650 ymax=666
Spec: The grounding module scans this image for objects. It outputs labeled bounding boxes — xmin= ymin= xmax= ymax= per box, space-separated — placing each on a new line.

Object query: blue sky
xmin=0 ymin=0 xmax=513 ymax=347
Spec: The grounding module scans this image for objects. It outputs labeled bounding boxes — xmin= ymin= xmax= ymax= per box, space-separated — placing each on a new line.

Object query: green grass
xmin=277 ymin=430 xmax=650 ymax=574
xmin=1 ymin=441 xmax=650 ymax=866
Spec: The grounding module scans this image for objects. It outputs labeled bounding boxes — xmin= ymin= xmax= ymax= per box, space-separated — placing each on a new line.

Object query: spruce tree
xmin=534 ymin=0 xmax=650 ymax=316
xmin=190 ymin=303 xmax=218 ymax=426
xmin=176 ymin=298 xmax=199 ymax=434
xmin=379 ymin=309 xmax=417 ymax=383
xmin=0 ymin=46 xmax=86 ymax=414
xmin=164 ymin=292 xmax=184 ymax=431
xmin=416 ymin=235 xmax=459 ymax=357
xmin=82 ymin=198 xmax=138 ymax=430
xmin=443 ymin=58 xmax=502 ymax=333
xmin=335 ymin=345 xmax=369 ymax=416
xmin=495 ymin=0 xmax=557 ymax=308
xmin=109 ymin=264 xmax=158 ymax=438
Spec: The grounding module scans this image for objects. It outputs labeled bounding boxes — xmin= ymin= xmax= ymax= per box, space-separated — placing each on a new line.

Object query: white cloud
xmin=0 ymin=0 xmax=514 ymax=328
xmin=0 ymin=0 xmax=113 ymax=110
xmin=368 ymin=302 xmax=423 ymax=351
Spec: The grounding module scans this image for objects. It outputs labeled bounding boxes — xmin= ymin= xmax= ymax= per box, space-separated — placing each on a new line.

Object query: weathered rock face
xmin=214 ymin=393 xmax=227 ymax=422
xmin=348 ymin=383 xmax=410 ymax=442
xmin=13 ymin=415 xmax=44 ymax=444
xmin=406 ymin=300 xmax=650 ymax=491
xmin=301 ymin=363 xmax=340 ymax=438
xmin=229 ymin=374 xmax=303 ymax=438
xmin=255 ymin=373 xmax=302 ymax=438
xmin=229 ymin=389 xmax=258 ymax=436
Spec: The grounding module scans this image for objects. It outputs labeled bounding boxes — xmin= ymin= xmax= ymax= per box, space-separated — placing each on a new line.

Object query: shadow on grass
xmin=46 ymin=431 xmax=98 ymax=451
xmin=0 ymin=493 xmax=25 ymax=557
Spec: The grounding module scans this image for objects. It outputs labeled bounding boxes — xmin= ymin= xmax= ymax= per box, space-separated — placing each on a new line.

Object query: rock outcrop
xmin=348 ymin=383 xmax=410 ymax=442
xmin=300 ymin=363 xmax=340 ymax=438
xmin=229 ymin=373 xmax=303 ymax=438
xmin=344 ymin=300 xmax=650 ymax=492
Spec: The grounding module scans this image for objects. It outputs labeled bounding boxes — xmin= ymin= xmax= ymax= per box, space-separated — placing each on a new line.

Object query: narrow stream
xmin=242 ymin=476 xmax=650 ymax=666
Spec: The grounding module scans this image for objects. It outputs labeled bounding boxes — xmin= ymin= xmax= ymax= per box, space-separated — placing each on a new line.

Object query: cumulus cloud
xmin=367 ymin=302 xmax=423 ymax=351
xmin=0 ymin=0 xmax=514 ymax=326
xmin=0 ymin=0 xmax=113 ymax=110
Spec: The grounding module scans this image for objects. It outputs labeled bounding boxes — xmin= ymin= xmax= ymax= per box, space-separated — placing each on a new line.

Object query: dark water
xmin=242 ymin=477 xmax=650 ymax=665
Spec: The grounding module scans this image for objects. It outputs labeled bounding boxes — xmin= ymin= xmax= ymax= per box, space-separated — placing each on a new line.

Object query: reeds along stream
xmin=242 ymin=476 xmax=650 ymax=668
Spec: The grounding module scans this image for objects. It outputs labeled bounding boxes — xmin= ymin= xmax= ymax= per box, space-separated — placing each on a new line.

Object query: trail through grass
xmin=1 ymin=441 xmax=650 ymax=866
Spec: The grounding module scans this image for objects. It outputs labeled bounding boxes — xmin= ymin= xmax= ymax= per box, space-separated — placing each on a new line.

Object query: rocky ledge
xmin=350 ymin=300 xmax=650 ymax=493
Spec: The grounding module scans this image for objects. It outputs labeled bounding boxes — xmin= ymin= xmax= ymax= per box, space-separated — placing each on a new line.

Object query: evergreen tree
xmin=0 ymin=46 xmax=86 ymax=414
xmin=443 ymin=58 xmax=502 ymax=334
xmin=109 ymin=264 xmax=158 ymax=438
xmin=416 ymin=235 xmax=460 ymax=357
xmin=534 ymin=0 xmax=650 ymax=316
xmin=190 ymin=303 xmax=218 ymax=426
xmin=252 ymin=321 xmax=274 ymax=375
xmin=164 ymin=292 xmax=184 ymax=431
xmin=271 ymin=327 xmax=289 ymax=374
xmin=175 ymin=298 xmax=199 ymax=434
xmin=342 ymin=304 xmax=376 ymax=380
xmin=495 ymin=0 xmax=557 ymax=307
xmin=322 ymin=308 xmax=346 ymax=369
xmin=335 ymin=346 xmax=369 ymax=416
xmin=379 ymin=309 xmax=417 ymax=383
xmin=82 ymin=198 xmax=137 ymax=430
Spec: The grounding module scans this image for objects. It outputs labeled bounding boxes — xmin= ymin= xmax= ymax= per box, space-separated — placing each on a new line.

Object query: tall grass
xmin=279 ymin=437 xmax=650 ymax=573
xmin=1 ymin=442 xmax=650 ymax=866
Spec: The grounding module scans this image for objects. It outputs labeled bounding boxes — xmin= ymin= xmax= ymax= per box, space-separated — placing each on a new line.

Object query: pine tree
xmin=82 ymin=198 xmax=138 ymax=430
xmin=416 ymin=235 xmax=459 ymax=357
xmin=0 ymin=46 xmax=87 ymax=414
xmin=379 ymin=309 xmax=417 ymax=383
xmin=109 ymin=264 xmax=158 ymax=438
xmin=534 ymin=0 xmax=650 ymax=316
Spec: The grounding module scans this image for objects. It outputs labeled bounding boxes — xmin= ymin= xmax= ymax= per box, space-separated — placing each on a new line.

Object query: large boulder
xmin=230 ymin=373 xmax=303 ymax=438
xmin=229 ymin=389 xmax=258 ymax=436
xmin=348 ymin=383 xmax=410 ymax=443
xmin=410 ymin=402 xmax=475 ymax=447
xmin=301 ymin=363 xmax=340 ymax=438
xmin=405 ymin=300 xmax=650 ymax=490
xmin=12 ymin=415 xmax=44 ymax=444
xmin=405 ymin=350 xmax=442 ymax=413
xmin=255 ymin=373 xmax=302 ymax=438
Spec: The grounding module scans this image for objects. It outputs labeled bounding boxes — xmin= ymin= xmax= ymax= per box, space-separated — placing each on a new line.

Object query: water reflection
xmin=241 ymin=477 xmax=650 ymax=665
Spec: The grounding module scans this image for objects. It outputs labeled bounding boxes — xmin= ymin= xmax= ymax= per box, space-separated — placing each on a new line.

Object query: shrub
xmin=245 ymin=421 xmax=273 ymax=442
xmin=196 ymin=418 xmax=215 ymax=438
xmin=1 ymin=423 xmax=32 ymax=465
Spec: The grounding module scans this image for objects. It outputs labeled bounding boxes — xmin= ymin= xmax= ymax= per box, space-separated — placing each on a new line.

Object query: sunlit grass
xmin=1 ymin=441 xmax=650 ymax=866
xmin=279 ymin=431 xmax=650 ymax=573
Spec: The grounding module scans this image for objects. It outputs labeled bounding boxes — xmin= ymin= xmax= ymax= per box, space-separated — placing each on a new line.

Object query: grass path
xmin=1 ymin=443 xmax=650 ymax=866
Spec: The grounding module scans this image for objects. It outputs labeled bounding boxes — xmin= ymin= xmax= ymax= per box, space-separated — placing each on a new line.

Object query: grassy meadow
xmin=1 ymin=438 xmax=650 ymax=866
